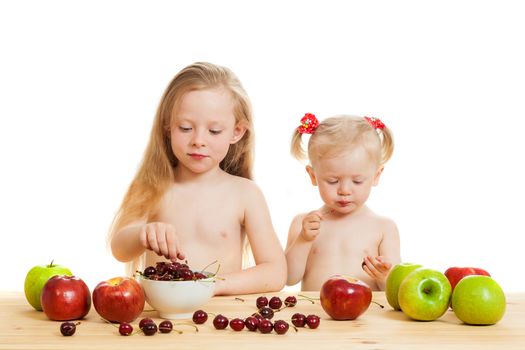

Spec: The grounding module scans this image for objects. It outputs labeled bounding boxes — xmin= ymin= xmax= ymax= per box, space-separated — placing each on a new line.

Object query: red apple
xmin=41 ymin=275 xmax=91 ymax=321
xmin=444 ymin=267 xmax=491 ymax=291
xmin=93 ymin=277 xmax=145 ymax=323
xmin=320 ymin=275 xmax=372 ymax=320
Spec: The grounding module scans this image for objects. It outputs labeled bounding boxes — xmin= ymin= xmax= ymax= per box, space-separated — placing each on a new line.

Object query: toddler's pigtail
xmin=291 ymin=113 xmax=319 ymax=161
xmin=291 ymin=129 xmax=307 ymax=160
xmin=379 ymin=126 xmax=394 ymax=165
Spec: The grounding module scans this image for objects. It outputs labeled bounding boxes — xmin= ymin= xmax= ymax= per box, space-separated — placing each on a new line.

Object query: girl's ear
xmin=373 ymin=165 xmax=384 ymax=186
xmin=305 ymin=165 xmax=318 ymax=186
xmin=230 ymin=123 xmax=247 ymax=144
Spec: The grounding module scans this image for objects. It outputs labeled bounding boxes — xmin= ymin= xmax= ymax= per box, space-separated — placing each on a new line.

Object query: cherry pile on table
xmin=192 ymin=295 xmax=321 ymax=335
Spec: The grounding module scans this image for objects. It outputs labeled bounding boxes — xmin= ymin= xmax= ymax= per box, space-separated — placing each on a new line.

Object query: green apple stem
xmin=372 ymin=300 xmax=384 ymax=308
xmin=49 ymin=259 xmax=55 ymax=267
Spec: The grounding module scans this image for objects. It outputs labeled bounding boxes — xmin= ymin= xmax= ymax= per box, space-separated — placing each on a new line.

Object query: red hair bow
xmin=364 ymin=116 xmax=385 ymax=130
xmin=298 ymin=113 xmax=319 ymax=134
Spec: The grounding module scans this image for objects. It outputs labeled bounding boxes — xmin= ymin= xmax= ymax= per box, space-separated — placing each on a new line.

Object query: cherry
xmin=139 ymin=318 xmax=154 ymax=329
xmin=143 ymin=266 xmax=157 ymax=277
xmin=291 ymin=313 xmax=306 ymax=327
xmin=192 ymin=310 xmax=208 ymax=324
xmin=179 ymin=268 xmax=194 ymax=281
xmin=213 ymin=314 xmax=229 ymax=330
xmin=259 ymin=307 xmax=274 ymax=319
xmin=159 ymin=320 xmax=173 ymax=333
xmin=142 ymin=323 xmax=158 ymax=336
xmin=269 ymin=296 xmax=282 ymax=310
xmin=284 ymin=296 xmax=297 ymax=307
xmin=119 ymin=322 xmax=133 ymax=336
xmin=60 ymin=322 xmax=76 ymax=336
xmin=256 ymin=296 xmax=268 ymax=309
xmin=306 ymin=314 xmax=320 ymax=329
xmin=229 ymin=318 xmax=245 ymax=331
xmin=156 ymin=262 xmax=169 ymax=275
xmin=258 ymin=319 xmax=273 ymax=334
xmin=244 ymin=316 xmax=260 ymax=331
xmin=193 ymin=272 xmax=207 ymax=280
xmin=273 ymin=320 xmax=289 ymax=335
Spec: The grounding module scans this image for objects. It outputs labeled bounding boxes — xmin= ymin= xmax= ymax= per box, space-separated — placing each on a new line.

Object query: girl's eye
xmin=209 ymin=129 xmax=222 ymax=135
xmin=179 ymin=126 xmax=192 ymax=132
xmin=327 ymin=179 xmax=338 ymax=184
xmin=353 ymin=180 xmax=363 ymax=185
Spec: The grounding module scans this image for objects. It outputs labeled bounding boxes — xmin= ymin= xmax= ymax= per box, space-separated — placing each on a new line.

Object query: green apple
xmin=24 ymin=260 xmax=72 ymax=311
xmin=385 ymin=263 xmax=422 ymax=310
xmin=451 ymin=275 xmax=506 ymax=325
xmin=398 ymin=268 xmax=451 ymax=321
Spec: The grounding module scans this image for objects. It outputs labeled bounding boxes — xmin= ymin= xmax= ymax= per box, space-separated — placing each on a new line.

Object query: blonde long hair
xmin=109 ymin=62 xmax=254 ymax=273
xmin=291 ymin=115 xmax=394 ymax=166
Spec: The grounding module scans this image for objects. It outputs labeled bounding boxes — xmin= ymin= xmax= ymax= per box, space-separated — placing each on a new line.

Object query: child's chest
xmin=153 ymin=187 xmax=244 ymax=244
xmin=311 ymin=219 xmax=383 ymax=257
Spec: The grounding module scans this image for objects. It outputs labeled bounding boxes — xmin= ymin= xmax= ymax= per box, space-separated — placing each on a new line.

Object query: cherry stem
xmin=200 ymin=260 xmax=219 ymax=274
xmin=298 ymin=294 xmax=318 ymax=304
xmin=292 ymin=325 xmax=299 ymax=332
xmin=102 ymin=318 xmax=119 ymax=328
xmin=173 ymin=323 xmax=199 ymax=333
xmin=212 ymin=263 xmax=221 ymax=278
xmin=234 ymin=297 xmax=245 ymax=302
xmin=372 ymin=300 xmax=384 ymax=308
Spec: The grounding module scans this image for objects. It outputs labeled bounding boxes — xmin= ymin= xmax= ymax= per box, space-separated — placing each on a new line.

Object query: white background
xmin=1 ymin=1 xmax=524 ymax=293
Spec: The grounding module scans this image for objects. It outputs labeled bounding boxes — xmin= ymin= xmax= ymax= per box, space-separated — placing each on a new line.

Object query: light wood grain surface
xmin=1 ymin=291 xmax=524 ymax=350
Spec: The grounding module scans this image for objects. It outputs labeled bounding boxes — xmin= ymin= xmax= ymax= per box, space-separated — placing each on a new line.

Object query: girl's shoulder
xmin=225 ymin=173 xmax=256 ymax=189
xmin=364 ymin=208 xmax=398 ymax=230
xmin=224 ymin=174 xmax=265 ymax=199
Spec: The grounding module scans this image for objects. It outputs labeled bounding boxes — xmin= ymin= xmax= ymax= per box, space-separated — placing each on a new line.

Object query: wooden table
xmin=1 ymin=291 xmax=524 ymax=349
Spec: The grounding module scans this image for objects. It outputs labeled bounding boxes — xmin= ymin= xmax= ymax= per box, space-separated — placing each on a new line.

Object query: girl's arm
xmin=213 ymin=183 xmax=287 ymax=295
xmin=111 ymin=220 xmax=148 ymax=262
xmin=111 ymin=220 xmax=185 ymax=263
xmin=374 ymin=219 xmax=401 ymax=290
xmin=284 ymin=214 xmax=314 ymax=286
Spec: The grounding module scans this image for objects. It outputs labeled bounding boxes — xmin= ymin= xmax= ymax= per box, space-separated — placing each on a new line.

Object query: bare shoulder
xmin=366 ymin=210 xmax=399 ymax=236
xmin=228 ymin=175 xmax=264 ymax=199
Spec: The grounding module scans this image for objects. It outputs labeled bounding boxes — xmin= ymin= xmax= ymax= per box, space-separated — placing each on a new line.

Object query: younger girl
xmin=285 ymin=114 xmax=400 ymax=291
xmin=109 ymin=62 xmax=286 ymax=295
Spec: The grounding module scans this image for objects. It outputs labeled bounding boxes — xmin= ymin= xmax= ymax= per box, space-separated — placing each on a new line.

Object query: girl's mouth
xmin=188 ymin=153 xmax=208 ymax=160
xmin=336 ymin=201 xmax=351 ymax=207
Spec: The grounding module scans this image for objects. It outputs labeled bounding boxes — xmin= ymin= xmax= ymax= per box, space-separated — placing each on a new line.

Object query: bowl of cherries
xmin=136 ymin=261 xmax=217 ymax=319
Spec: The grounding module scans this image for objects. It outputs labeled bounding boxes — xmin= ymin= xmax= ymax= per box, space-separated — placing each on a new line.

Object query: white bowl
xmin=139 ymin=275 xmax=215 ymax=319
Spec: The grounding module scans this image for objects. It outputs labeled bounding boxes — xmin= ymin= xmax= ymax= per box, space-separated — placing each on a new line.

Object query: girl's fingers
xmin=146 ymin=227 xmax=160 ymax=255
xmin=165 ymin=226 xmax=178 ymax=260
xmin=139 ymin=227 xmax=149 ymax=249
xmin=174 ymin=235 xmax=185 ymax=261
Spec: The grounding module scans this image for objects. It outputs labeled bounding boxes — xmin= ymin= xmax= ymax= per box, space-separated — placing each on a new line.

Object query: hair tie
xmin=364 ymin=116 xmax=385 ymax=130
xmin=298 ymin=113 xmax=319 ymax=134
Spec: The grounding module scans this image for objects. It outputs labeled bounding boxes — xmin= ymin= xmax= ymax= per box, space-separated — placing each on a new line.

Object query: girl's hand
xmin=139 ymin=222 xmax=185 ymax=261
xmin=362 ymin=255 xmax=392 ymax=282
xmin=300 ymin=211 xmax=323 ymax=241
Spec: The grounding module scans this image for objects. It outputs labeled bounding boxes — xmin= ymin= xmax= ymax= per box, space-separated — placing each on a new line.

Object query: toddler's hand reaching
xmin=139 ymin=222 xmax=185 ymax=261
xmin=301 ymin=211 xmax=323 ymax=241
xmin=362 ymin=256 xmax=392 ymax=282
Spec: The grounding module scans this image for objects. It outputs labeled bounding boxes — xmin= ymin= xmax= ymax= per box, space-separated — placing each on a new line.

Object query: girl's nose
xmin=191 ymin=130 xmax=206 ymax=147
xmin=338 ymin=182 xmax=352 ymax=196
